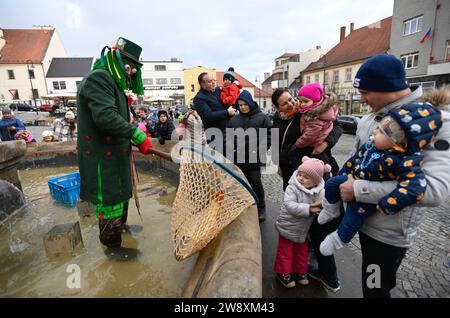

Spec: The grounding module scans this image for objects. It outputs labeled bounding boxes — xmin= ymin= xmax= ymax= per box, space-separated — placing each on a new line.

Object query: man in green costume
xmin=77 ymin=37 xmax=153 ymax=248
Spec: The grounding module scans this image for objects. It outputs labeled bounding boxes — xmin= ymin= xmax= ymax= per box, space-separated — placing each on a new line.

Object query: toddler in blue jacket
xmin=318 ymin=102 xmax=442 ymax=256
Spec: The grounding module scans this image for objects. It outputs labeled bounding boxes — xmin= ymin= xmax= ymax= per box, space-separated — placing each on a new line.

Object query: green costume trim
xmin=132 ymin=128 xmax=147 ymax=145
xmin=93 ymin=47 xmax=144 ymax=96
xmin=95 ymin=162 xmax=128 ymax=219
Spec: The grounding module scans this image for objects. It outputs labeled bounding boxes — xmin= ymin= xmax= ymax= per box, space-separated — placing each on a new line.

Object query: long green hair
xmin=93 ymin=46 xmax=144 ymax=96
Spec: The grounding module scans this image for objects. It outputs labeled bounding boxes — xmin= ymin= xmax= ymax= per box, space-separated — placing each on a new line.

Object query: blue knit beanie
xmin=353 ymin=54 xmax=410 ymax=92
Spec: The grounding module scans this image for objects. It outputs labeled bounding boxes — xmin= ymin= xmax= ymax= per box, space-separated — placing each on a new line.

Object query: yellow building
xmin=183 ymin=66 xmax=216 ymax=105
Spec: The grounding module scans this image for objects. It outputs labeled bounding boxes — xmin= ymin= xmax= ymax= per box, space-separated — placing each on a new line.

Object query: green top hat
xmin=113 ymin=37 xmax=143 ymax=66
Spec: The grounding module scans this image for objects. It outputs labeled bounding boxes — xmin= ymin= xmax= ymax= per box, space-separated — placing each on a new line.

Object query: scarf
xmin=93 ymin=46 xmax=144 ymax=96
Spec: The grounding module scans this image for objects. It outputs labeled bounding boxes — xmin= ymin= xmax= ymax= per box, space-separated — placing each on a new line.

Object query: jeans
xmin=359 ymin=231 xmax=407 ymax=298
xmin=238 ymin=164 xmax=266 ymax=216
xmin=309 ymin=216 xmax=341 ymax=283
xmin=325 ymin=175 xmax=377 ymax=244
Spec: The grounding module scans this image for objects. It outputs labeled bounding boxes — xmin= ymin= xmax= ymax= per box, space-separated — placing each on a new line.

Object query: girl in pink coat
xmin=293 ymin=83 xmax=338 ymax=151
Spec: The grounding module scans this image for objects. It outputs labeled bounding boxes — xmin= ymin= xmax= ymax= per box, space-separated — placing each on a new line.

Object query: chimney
xmin=350 ymin=22 xmax=355 ymax=33
xmin=316 ymin=45 xmax=321 ymax=50
xmin=340 ymin=26 xmax=346 ymax=42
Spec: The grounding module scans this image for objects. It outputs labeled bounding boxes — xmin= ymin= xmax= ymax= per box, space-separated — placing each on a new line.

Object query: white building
xmin=262 ymin=46 xmax=330 ymax=95
xmin=0 ymin=26 xmax=67 ymax=105
xmin=45 ymin=57 xmax=94 ymax=98
xmin=141 ymin=58 xmax=185 ymax=104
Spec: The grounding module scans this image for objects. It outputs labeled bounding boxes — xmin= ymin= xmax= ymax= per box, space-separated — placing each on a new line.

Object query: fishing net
xmin=171 ymin=111 xmax=257 ymax=260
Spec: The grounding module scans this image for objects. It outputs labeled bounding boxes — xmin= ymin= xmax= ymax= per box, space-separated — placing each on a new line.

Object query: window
xmin=156 ymin=78 xmax=167 ymax=85
xmin=345 ymin=68 xmax=352 ymax=82
xmin=155 ymin=65 xmax=166 ymax=71
xmin=32 ymin=88 xmax=39 ymax=99
xmin=276 ymin=61 xmax=280 ymax=67
xmin=324 ymin=72 xmax=329 ymax=85
xmin=53 ymin=81 xmax=66 ymax=90
xmin=314 ymin=74 xmax=319 ymax=83
xmin=284 ymin=71 xmax=288 ymax=80
xmin=191 ymin=84 xmax=195 ymax=92
xmin=305 ymin=76 xmax=311 ymax=84
xmin=143 ymin=78 xmax=154 ymax=85
xmin=28 ymin=69 xmax=35 ymax=79
xmin=401 ymin=52 xmax=419 ymax=69
xmin=333 ymin=70 xmax=339 ymax=83
xmin=446 ymin=40 xmax=450 ymax=62
xmin=170 ymin=78 xmax=181 ymax=85
xmin=76 ymin=81 xmax=81 ymax=89
xmin=263 ymin=100 xmax=267 ymax=108
xmin=403 ymin=16 xmax=423 ymax=36
xmin=7 ymin=70 xmax=15 ymax=79
xmin=10 ymin=89 xmax=19 ymax=100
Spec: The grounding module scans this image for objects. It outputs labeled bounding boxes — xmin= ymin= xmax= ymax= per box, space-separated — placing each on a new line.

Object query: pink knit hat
xmin=298 ymin=156 xmax=331 ymax=185
xmin=297 ymin=83 xmax=325 ymax=113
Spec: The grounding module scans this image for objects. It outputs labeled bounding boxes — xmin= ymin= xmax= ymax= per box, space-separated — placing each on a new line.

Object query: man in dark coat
xmin=77 ymin=37 xmax=153 ymax=249
xmin=193 ymin=72 xmax=236 ymax=152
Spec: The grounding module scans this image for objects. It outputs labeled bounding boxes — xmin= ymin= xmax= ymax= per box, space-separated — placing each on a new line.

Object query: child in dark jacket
xmin=155 ymin=110 xmax=176 ymax=145
xmin=220 ymin=72 xmax=243 ymax=108
xmin=227 ymin=90 xmax=273 ymax=222
xmin=318 ymin=102 xmax=443 ymax=256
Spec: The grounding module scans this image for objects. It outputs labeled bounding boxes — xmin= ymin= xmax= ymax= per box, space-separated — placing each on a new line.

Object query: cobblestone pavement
xmin=262 ymin=133 xmax=450 ymax=298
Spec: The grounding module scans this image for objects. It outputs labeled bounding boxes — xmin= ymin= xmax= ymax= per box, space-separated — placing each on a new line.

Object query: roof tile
xmin=0 ymin=29 xmax=54 ymax=64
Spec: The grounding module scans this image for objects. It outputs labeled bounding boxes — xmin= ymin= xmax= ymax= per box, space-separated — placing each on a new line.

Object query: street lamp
xmin=26 ymin=60 xmax=38 ymax=114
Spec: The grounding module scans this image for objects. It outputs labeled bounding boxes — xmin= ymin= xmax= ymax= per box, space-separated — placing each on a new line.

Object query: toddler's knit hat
xmin=298 ymin=156 xmax=331 ymax=185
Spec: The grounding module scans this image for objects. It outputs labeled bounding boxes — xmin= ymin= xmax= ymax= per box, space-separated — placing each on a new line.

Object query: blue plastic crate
xmin=48 ymin=172 xmax=80 ymax=207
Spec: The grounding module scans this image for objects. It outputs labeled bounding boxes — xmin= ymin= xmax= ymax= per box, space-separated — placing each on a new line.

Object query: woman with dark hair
xmin=271 ymin=88 xmax=342 ymax=292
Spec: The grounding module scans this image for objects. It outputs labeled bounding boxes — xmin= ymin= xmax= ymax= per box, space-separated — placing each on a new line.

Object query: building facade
xmin=262 ymin=46 xmax=330 ymax=96
xmin=46 ymin=57 xmax=94 ymax=98
xmin=0 ymin=26 xmax=67 ymax=105
xmin=183 ymin=66 xmax=217 ymax=104
xmin=141 ymin=58 xmax=185 ymax=105
xmin=390 ymin=0 xmax=450 ymax=90
xmin=302 ymin=18 xmax=392 ymax=115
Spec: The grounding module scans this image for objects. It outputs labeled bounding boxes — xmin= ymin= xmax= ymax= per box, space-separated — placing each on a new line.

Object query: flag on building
xmin=419 ymin=27 xmax=432 ymax=44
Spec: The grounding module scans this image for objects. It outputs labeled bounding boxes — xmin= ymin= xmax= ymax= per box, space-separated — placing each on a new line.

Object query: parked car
xmin=8 ymin=103 xmax=35 ymax=112
xmin=337 ymin=115 xmax=360 ymax=134
xmin=39 ymin=104 xmax=54 ymax=112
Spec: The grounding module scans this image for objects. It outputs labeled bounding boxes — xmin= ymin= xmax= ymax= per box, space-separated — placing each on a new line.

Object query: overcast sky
xmin=1 ymin=0 xmax=394 ymax=83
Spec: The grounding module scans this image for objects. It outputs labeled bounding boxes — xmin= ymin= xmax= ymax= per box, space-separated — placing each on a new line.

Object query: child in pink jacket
xmin=294 ymin=83 xmax=338 ymax=151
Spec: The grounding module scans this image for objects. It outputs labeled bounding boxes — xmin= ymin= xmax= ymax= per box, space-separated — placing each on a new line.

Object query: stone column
xmin=0 ymin=140 xmax=27 ymax=191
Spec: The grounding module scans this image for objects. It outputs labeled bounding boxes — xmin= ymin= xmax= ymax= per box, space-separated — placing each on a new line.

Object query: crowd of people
xmin=4 ymin=34 xmax=449 ymax=298
xmin=190 ymin=55 xmax=450 ymax=298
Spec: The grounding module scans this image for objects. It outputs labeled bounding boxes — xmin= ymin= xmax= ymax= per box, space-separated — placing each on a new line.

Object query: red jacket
xmin=220 ymin=82 xmax=242 ymax=106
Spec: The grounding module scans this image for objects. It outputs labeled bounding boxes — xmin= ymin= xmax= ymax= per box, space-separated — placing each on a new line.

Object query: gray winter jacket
xmin=350 ymin=86 xmax=450 ymax=247
xmin=276 ymin=171 xmax=325 ymax=243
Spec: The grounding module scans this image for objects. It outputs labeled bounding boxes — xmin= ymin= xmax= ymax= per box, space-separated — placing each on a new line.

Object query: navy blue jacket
xmin=193 ymin=88 xmax=229 ymax=133
xmin=228 ymin=90 xmax=273 ymax=164
xmin=0 ymin=118 xmax=25 ymax=141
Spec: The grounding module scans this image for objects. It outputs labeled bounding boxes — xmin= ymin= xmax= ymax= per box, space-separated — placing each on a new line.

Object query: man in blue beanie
xmin=335 ymin=54 xmax=450 ymax=297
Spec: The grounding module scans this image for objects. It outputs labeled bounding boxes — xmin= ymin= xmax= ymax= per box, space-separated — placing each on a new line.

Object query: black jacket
xmin=227 ymin=107 xmax=273 ymax=166
xmin=155 ymin=120 xmax=175 ymax=140
xmin=273 ymin=111 xmax=342 ymax=189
